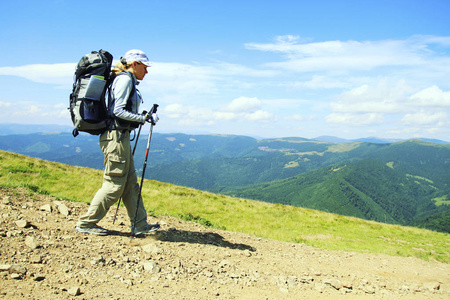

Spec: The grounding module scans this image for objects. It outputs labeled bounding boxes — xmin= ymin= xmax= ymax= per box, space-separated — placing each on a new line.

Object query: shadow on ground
xmin=152 ymin=228 xmax=257 ymax=252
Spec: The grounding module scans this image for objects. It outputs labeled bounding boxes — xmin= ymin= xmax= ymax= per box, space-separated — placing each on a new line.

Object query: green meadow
xmin=0 ymin=150 xmax=448 ymax=263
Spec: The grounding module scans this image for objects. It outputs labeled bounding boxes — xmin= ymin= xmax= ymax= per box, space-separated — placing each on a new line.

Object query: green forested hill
xmin=361 ymin=139 xmax=450 ymax=187
xmin=149 ymin=140 xmax=391 ymax=191
xmin=224 ymin=158 xmax=449 ymax=233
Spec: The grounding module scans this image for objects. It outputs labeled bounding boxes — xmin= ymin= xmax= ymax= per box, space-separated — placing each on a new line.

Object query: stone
xmin=33 ymin=274 xmax=46 ymax=281
xmin=40 ymin=204 xmax=52 ymax=212
xmin=342 ymin=280 xmax=353 ymax=289
xmin=142 ymin=243 xmax=160 ymax=254
xmin=15 ymin=220 xmax=29 ymax=228
xmin=54 ymin=201 xmax=70 ymax=216
xmin=218 ymin=259 xmax=231 ymax=268
xmin=9 ymin=264 xmax=26 ymax=275
xmin=67 ymin=287 xmax=81 ymax=296
xmin=29 ymin=254 xmax=43 ymax=263
xmin=363 ymin=285 xmax=376 ymax=294
xmin=2 ymin=196 xmax=11 ymax=205
xmin=324 ymin=278 xmax=343 ymax=290
xmin=300 ymin=276 xmax=314 ymax=283
xmin=0 ymin=264 xmax=11 ymax=272
xmin=400 ymin=285 xmax=410 ymax=292
xmin=287 ymin=277 xmax=298 ymax=287
xmin=315 ymin=283 xmax=327 ymax=292
xmin=90 ymin=255 xmax=104 ymax=265
xmin=25 ymin=236 xmax=39 ymax=249
xmin=423 ymin=282 xmax=440 ymax=292
xmin=143 ymin=260 xmax=161 ymax=273
xmin=11 ymin=273 xmax=22 ymax=280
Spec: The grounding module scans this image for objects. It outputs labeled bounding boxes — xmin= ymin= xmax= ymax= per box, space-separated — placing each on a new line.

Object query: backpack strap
xmin=121 ymin=72 xmax=136 ymax=109
xmin=108 ymin=71 xmax=136 ymax=103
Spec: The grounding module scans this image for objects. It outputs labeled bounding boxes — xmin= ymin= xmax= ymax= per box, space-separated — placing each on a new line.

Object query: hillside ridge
xmin=0 ymin=187 xmax=448 ymax=299
xmin=1 ymin=149 xmax=449 ymax=262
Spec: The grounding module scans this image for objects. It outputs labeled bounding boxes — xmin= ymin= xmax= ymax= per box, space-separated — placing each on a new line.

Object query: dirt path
xmin=0 ymin=187 xmax=448 ymax=299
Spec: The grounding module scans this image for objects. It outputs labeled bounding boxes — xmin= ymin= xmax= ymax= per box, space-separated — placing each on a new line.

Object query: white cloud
xmin=0 ymin=101 xmax=12 ymax=107
xmin=245 ymin=110 xmax=274 ymax=122
xmin=143 ymin=61 xmax=276 ymax=97
xmin=0 ymin=101 xmax=70 ymax=125
xmin=401 ymin=111 xmax=447 ymax=126
xmin=326 ymin=112 xmax=384 ymax=126
xmin=144 ymin=62 xmax=218 ymax=95
xmin=246 ymin=35 xmax=304 ymax=53
xmin=25 ymin=105 xmax=42 ymax=114
xmin=331 ymin=80 xmax=412 ymax=114
xmin=11 ymin=104 xmax=42 ymax=119
xmin=327 ymin=80 xmax=450 ymax=131
xmin=288 ymin=75 xmax=350 ymax=90
xmin=333 ymin=82 xmax=450 ymax=115
xmin=0 ymin=60 xmax=273 ymax=99
xmin=226 ymin=96 xmax=261 ymax=112
xmin=245 ymin=35 xmax=450 ymax=73
xmin=214 ymin=111 xmax=237 ymax=121
xmin=260 ymin=98 xmax=309 ymax=110
xmin=160 ymin=97 xmax=273 ymax=127
xmin=163 ymin=103 xmax=186 ymax=118
xmin=212 ymin=62 xmax=277 ymax=77
xmin=286 ymin=114 xmax=304 ymax=121
xmin=0 ymin=63 xmax=75 ymax=85
xmin=409 ymin=85 xmax=450 ymax=107
xmin=49 ymin=103 xmax=71 ymax=120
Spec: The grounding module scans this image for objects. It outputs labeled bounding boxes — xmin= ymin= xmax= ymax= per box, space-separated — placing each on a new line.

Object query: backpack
xmin=69 ymin=50 xmax=113 ymax=137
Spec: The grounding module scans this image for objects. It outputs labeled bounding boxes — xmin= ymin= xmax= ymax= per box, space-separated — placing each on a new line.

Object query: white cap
xmin=122 ymin=49 xmax=151 ymax=66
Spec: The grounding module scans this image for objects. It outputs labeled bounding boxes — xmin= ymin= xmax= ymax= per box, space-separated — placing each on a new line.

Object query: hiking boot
xmin=75 ymin=225 xmax=108 ymax=236
xmin=133 ymin=223 xmax=160 ymax=235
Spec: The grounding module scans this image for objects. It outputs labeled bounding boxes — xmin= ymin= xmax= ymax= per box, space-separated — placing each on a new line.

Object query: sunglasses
xmin=137 ymin=61 xmax=151 ymax=68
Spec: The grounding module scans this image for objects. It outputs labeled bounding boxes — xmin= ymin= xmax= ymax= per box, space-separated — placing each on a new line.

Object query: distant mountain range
xmin=313 ymin=135 xmax=450 ymax=144
xmin=1 ymin=123 xmax=449 ymax=144
xmin=0 ymin=123 xmax=449 ymax=233
xmin=0 ymin=123 xmax=73 ymax=135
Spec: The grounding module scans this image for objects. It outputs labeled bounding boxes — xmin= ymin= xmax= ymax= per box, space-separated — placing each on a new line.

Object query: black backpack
xmin=69 ymin=50 xmax=113 ymax=137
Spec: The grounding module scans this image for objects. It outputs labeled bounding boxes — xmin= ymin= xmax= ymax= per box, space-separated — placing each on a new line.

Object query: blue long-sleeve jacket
xmin=108 ymin=72 xmax=146 ymax=128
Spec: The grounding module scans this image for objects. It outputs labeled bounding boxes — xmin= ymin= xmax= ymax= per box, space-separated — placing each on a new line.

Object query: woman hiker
xmin=76 ymin=49 xmax=160 ymax=236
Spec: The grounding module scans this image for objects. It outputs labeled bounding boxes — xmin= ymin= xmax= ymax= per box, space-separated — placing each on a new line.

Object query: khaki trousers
xmin=77 ymin=130 xmax=147 ymax=228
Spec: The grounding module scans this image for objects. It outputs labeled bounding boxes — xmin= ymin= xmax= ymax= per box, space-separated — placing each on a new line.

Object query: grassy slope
xmin=0 ymin=150 xmax=448 ymax=263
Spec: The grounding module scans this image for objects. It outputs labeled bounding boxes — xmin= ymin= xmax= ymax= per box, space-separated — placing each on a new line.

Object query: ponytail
xmin=112 ymin=61 xmax=133 ymax=76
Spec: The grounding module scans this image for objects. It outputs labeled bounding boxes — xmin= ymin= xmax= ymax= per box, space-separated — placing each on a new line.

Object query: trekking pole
xmin=112 ymin=123 xmax=143 ymax=224
xmin=132 ymin=124 xmax=143 ymax=155
xmin=131 ymin=104 xmax=159 ymax=237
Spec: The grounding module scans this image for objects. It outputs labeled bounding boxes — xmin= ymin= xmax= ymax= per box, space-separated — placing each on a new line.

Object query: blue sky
xmin=1 ymin=0 xmax=450 ymax=140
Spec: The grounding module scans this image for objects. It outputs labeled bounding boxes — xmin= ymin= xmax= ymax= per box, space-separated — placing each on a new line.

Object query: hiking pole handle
xmin=150 ymin=103 xmax=159 ymax=114
xmin=147 ymin=104 xmax=159 ymax=126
